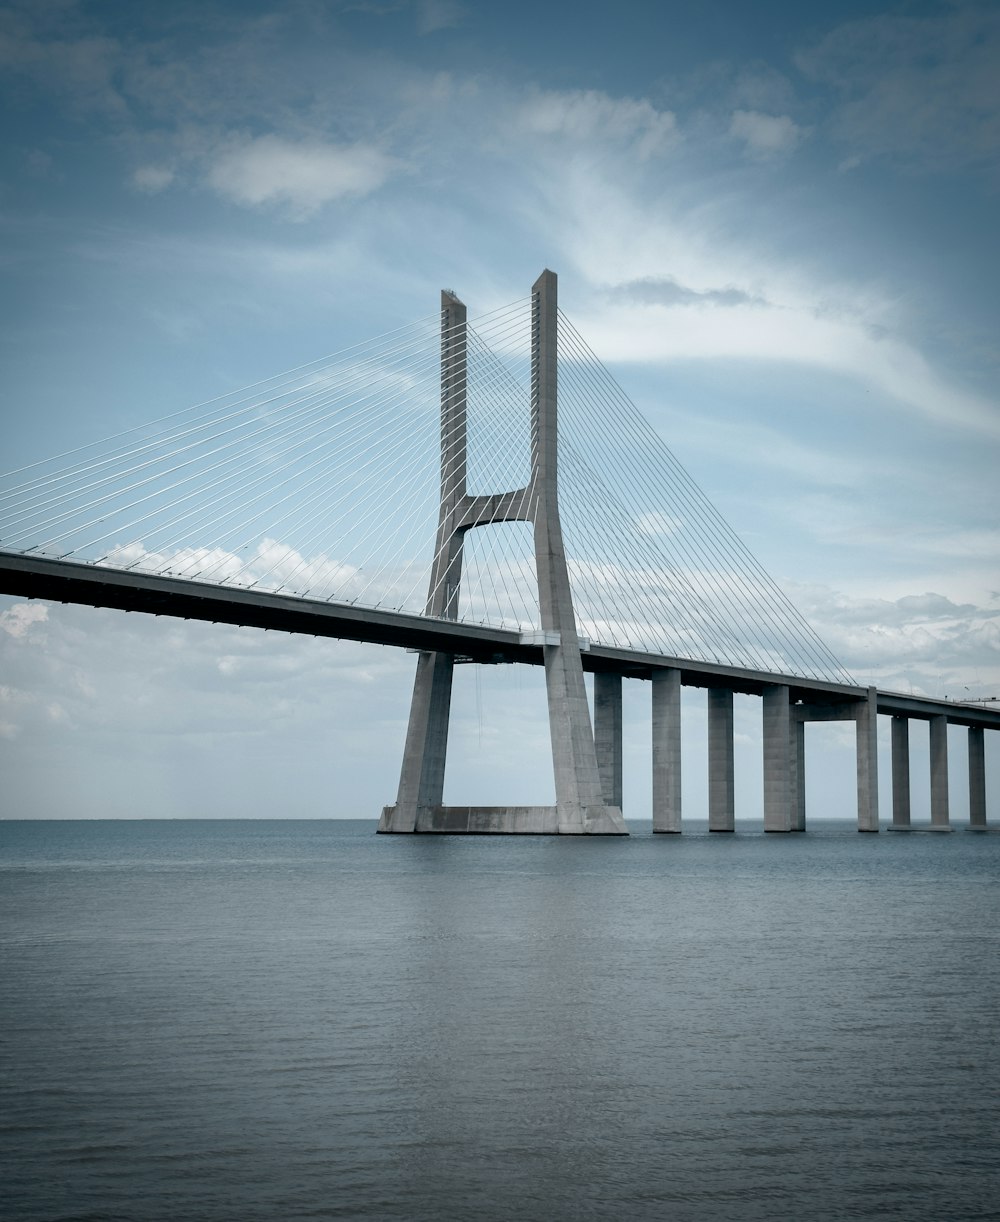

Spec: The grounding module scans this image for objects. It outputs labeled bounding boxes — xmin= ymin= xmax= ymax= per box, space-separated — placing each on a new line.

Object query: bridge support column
xmin=890 ymin=716 xmax=911 ymax=828
xmin=708 ymin=688 xmax=735 ymax=831
xmin=856 ymin=686 xmax=879 ymax=832
xmin=763 ymin=684 xmax=791 ymax=832
xmin=383 ymin=651 xmax=455 ymax=832
xmin=790 ymin=718 xmax=806 ymax=831
xmin=969 ymin=727 xmax=987 ymax=828
xmin=930 ymin=714 xmax=951 ymax=830
xmin=594 ymin=673 xmax=623 ymax=808
xmin=652 ymin=668 xmax=682 ymax=832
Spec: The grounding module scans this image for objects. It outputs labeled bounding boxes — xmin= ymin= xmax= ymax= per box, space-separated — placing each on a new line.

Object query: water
xmin=2 ymin=819 xmax=998 ymax=1221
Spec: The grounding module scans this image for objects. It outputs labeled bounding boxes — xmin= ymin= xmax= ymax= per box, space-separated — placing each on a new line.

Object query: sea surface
xmin=2 ymin=818 xmax=998 ymax=1221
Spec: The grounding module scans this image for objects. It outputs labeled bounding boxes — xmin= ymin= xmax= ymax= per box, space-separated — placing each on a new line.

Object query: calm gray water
xmin=2 ymin=818 xmax=998 ymax=1221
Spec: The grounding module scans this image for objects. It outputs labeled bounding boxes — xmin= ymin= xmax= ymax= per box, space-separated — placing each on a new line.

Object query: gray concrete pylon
xmin=652 ymin=668 xmax=682 ymax=832
xmin=763 ymin=684 xmax=791 ymax=831
xmin=930 ymin=714 xmax=950 ymax=829
xmin=790 ymin=717 xmax=806 ymax=831
xmin=968 ymin=727 xmax=986 ymax=827
xmin=594 ymin=672 xmax=623 ymax=808
xmin=891 ymin=716 xmax=911 ymax=828
xmin=531 ymin=270 xmax=626 ymax=835
xmin=380 ymin=291 xmax=468 ymax=833
xmin=856 ymin=686 xmax=879 ymax=832
xmin=707 ymin=688 xmax=735 ymax=831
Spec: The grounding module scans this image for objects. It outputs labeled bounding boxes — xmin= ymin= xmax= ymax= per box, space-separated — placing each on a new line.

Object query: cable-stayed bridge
xmin=1 ymin=271 xmax=996 ymax=833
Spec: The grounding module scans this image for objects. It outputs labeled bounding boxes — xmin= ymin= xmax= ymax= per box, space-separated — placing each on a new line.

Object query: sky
xmin=1 ymin=0 xmax=998 ymax=821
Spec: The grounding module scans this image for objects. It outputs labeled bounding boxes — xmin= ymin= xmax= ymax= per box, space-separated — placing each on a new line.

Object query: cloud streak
xmin=729 ymin=109 xmax=807 ymax=158
xmin=518 ymin=88 xmax=678 ymax=159
xmin=611 ymin=276 xmax=768 ymax=310
xmin=206 ymin=136 xmax=397 ymax=218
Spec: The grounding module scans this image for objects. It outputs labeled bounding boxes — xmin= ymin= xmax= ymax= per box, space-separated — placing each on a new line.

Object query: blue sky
xmin=1 ymin=0 xmax=998 ymax=820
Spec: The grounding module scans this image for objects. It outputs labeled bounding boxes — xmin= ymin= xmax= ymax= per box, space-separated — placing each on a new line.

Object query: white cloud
xmin=519 ymin=89 xmax=678 ymax=160
xmin=538 ymin=173 xmax=999 ymax=439
xmin=206 ymin=136 xmax=396 ymax=219
xmin=0 ymin=598 xmax=419 ymax=817
xmin=729 ymin=109 xmax=807 ymax=158
xmin=789 ymin=582 xmax=1000 ymax=693
xmin=576 ymin=296 xmax=1000 ymax=440
xmin=0 ymin=603 xmax=48 ymax=639
xmin=97 ymin=540 xmax=422 ymax=613
xmin=132 ymin=165 xmax=174 ymax=193
xmin=612 ymin=276 xmax=767 ymax=309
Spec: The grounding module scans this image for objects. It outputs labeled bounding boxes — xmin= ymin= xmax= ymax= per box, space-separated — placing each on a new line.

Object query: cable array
xmin=555 ymin=310 xmax=853 ymax=683
xmin=0 ymin=295 xmax=853 ymax=683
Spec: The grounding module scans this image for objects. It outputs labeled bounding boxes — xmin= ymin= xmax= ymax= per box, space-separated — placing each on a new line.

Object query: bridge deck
xmin=2 ymin=551 xmax=998 ymax=732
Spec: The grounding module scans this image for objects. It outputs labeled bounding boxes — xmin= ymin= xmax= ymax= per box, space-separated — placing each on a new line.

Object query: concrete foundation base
xmin=378 ymin=805 xmax=627 ymax=834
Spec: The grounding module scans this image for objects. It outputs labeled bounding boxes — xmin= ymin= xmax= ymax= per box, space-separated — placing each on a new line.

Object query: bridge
xmin=1 ymin=271 xmax=996 ymax=833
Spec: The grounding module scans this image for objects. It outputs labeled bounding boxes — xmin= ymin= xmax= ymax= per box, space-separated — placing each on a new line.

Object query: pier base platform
xmin=378 ymin=805 xmax=627 ymax=834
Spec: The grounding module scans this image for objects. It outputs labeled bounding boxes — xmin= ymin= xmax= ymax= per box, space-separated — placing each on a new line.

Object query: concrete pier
xmin=890 ymin=716 xmax=911 ymax=828
xmin=930 ymin=714 xmax=951 ymax=829
xmin=652 ymin=668 xmax=682 ymax=832
xmin=594 ymin=672 xmax=623 ymax=808
xmin=793 ymin=697 xmax=878 ymax=831
xmin=969 ymin=727 xmax=987 ymax=828
xmin=856 ymin=686 xmax=879 ymax=832
xmin=763 ymin=684 xmax=791 ymax=832
xmin=790 ymin=718 xmax=806 ymax=831
xmin=707 ymin=688 xmax=735 ymax=831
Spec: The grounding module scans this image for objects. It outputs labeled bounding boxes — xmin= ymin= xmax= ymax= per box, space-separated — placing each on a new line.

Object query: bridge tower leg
xmin=379 ymin=271 xmax=626 ymax=834
xmin=531 ymin=271 xmax=625 ymax=835
xmin=380 ymin=291 xmax=469 ymax=834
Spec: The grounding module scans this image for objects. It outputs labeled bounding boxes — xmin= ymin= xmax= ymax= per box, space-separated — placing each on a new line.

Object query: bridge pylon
xmin=378 ymin=270 xmax=627 ymax=834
